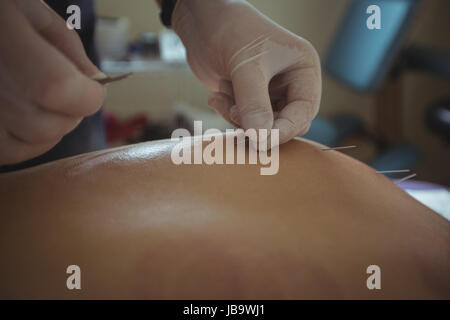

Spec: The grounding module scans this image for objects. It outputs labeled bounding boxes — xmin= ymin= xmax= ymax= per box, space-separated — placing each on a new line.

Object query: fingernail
xmin=208 ymin=95 xmax=217 ymax=107
xmin=230 ymin=105 xmax=240 ymax=124
xmin=91 ymin=72 xmax=108 ymax=81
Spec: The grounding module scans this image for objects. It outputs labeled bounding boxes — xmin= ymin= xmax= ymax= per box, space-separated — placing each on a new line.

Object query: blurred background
xmin=94 ymin=0 xmax=450 ymax=186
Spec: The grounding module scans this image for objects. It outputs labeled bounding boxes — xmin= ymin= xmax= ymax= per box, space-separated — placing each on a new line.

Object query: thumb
xmin=231 ymin=63 xmax=274 ymax=132
xmin=16 ymin=0 xmax=101 ymax=77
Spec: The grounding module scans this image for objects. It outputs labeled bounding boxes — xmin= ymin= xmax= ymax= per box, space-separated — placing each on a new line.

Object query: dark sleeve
xmin=44 ymin=0 xmax=100 ymax=67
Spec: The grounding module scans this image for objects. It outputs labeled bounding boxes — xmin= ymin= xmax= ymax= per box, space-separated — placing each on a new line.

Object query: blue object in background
xmin=303 ymin=117 xmax=338 ymax=146
xmin=370 ymin=142 xmax=420 ymax=174
xmin=305 ymin=118 xmax=421 ymax=175
xmin=303 ymin=114 xmax=364 ymax=146
xmin=325 ymin=0 xmax=420 ymax=91
xmin=333 ymin=114 xmax=364 ymax=142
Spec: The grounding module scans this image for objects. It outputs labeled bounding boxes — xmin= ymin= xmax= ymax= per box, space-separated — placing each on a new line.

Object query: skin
xmin=0 ymin=136 xmax=448 ymax=299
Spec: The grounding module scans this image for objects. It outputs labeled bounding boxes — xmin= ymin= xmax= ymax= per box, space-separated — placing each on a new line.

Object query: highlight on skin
xmin=0 ymin=135 xmax=448 ymax=299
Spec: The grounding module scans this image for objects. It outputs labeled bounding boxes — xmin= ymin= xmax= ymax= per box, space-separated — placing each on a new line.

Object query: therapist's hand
xmin=0 ymin=0 xmax=105 ymax=165
xmin=173 ymin=0 xmax=321 ymax=146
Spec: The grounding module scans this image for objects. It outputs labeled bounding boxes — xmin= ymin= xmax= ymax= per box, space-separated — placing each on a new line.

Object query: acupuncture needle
xmin=376 ymin=169 xmax=411 ymax=174
xmin=320 ymin=147 xmax=415 ymax=181
xmin=91 ymin=72 xmax=133 ymax=85
xmin=321 ymin=145 xmax=357 ymax=151
xmin=395 ymin=173 xmax=417 ymax=183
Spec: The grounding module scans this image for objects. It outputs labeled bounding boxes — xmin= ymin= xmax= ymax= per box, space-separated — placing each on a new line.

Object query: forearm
xmin=172 ymin=0 xmax=278 ymax=70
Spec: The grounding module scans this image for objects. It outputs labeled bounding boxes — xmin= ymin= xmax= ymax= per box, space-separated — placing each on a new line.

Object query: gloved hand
xmin=172 ymin=0 xmax=321 ymax=146
xmin=0 ymin=0 xmax=105 ymax=165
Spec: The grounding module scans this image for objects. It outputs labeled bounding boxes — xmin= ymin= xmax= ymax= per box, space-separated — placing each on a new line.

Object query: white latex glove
xmin=0 ymin=0 xmax=105 ymax=165
xmin=172 ymin=0 xmax=322 ymax=146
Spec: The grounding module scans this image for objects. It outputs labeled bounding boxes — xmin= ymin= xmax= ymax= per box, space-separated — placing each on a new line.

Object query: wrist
xmin=173 ymin=0 xmax=244 ymax=30
xmin=172 ymin=0 xmax=248 ymax=46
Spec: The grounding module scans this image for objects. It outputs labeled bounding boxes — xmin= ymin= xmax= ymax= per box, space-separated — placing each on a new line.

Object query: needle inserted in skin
xmin=395 ymin=173 xmax=417 ymax=183
xmin=321 ymin=145 xmax=357 ymax=151
xmin=376 ymin=169 xmax=411 ymax=174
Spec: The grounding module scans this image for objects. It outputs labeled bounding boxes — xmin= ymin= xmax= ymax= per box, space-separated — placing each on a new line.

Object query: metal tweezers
xmin=92 ymin=72 xmax=133 ymax=85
